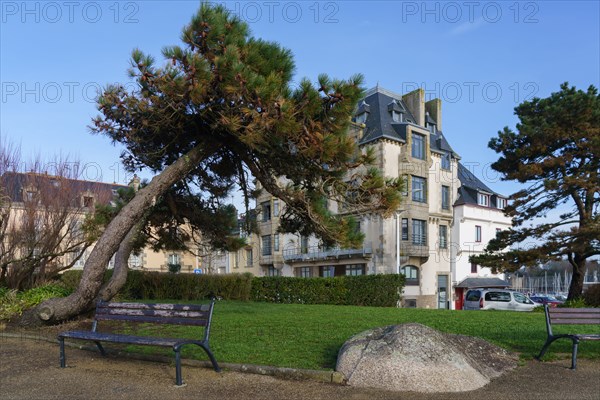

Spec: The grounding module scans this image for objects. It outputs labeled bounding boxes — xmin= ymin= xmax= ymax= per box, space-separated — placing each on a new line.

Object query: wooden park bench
xmin=58 ymin=299 xmax=221 ymax=386
xmin=537 ymin=305 xmax=600 ymax=369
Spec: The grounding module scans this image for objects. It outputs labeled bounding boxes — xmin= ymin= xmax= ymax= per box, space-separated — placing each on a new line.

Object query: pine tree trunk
xmin=97 ymin=221 xmax=142 ymax=302
xmin=567 ymin=254 xmax=586 ymax=301
xmin=19 ymin=146 xmax=206 ymax=326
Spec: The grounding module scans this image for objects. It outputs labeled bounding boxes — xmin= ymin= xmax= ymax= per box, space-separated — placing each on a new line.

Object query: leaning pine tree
xmin=21 ymin=4 xmax=402 ymax=326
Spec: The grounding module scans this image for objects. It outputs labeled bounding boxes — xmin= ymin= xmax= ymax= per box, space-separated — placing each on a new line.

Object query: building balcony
xmin=402 ymin=242 xmax=430 ymax=259
xmin=282 ymin=243 xmax=373 ymax=263
xmin=259 ymin=253 xmax=284 ymax=266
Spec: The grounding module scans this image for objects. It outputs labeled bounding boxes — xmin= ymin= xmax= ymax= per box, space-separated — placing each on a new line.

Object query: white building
xmin=451 ymin=163 xmax=512 ymax=309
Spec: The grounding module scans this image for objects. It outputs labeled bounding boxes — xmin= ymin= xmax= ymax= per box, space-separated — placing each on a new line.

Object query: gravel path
xmin=1 ymin=336 xmax=599 ymax=400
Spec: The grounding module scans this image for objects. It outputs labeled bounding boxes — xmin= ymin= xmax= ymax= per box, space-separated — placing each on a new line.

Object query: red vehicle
xmin=529 ymin=295 xmax=563 ymax=307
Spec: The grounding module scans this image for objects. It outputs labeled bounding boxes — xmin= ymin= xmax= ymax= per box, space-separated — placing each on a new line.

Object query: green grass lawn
xmin=117 ymin=301 xmax=600 ymax=370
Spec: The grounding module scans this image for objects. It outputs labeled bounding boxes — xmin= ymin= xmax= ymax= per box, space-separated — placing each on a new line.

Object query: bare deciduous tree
xmin=0 ymin=141 xmax=108 ymax=289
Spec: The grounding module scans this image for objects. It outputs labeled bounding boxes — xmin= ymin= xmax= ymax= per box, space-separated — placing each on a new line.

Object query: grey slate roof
xmin=455 ymin=277 xmax=510 ymax=288
xmin=355 ymin=87 xmax=458 ymax=157
xmin=357 ymin=88 xmax=416 ymax=144
xmin=455 ymin=162 xmax=507 ymax=207
xmin=0 ymin=171 xmax=126 ymax=206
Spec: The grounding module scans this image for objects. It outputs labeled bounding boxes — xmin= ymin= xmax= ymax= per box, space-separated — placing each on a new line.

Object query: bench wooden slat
xmin=549 ymin=308 xmax=600 ymax=314
xmin=548 ymin=313 xmax=600 ymax=319
xmin=99 ymin=302 xmax=210 ymax=312
xmin=96 ymin=307 xmax=209 ymax=319
xmin=59 ymin=330 xmax=186 ymax=347
xmin=575 ymin=334 xmax=600 ymax=340
xmin=95 ymin=313 xmax=208 ymax=326
xmin=549 ymin=318 xmax=600 ymax=325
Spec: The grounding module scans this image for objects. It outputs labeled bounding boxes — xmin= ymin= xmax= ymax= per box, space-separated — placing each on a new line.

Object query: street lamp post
xmin=395 ymin=210 xmax=404 ymax=275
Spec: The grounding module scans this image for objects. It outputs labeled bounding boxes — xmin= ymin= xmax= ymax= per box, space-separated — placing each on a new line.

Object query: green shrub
xmin=58 ymin=270 xmax=84 ymax=292
xmin=251 ymin=274 xmax=405 ymax=307
xmin=0 ymin=283 xmax=72 ymax=321
xmin=561 ymin=298 xmax=588 ymax=308
xmin=60 ymin=270 xmax=253 ymax=301
xmin=583 ymin=284 xmax=600 ymax=307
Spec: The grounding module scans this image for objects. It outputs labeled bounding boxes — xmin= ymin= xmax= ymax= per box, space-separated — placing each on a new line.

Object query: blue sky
xmin=1 ymin=0 xmax=599 ymax=201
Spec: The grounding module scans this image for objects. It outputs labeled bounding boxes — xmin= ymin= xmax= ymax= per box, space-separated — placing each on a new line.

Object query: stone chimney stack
xmin=402 ymin=89 xmax=425 ymax=126
xmin=425 ymin=98 xmax=442 ymax=131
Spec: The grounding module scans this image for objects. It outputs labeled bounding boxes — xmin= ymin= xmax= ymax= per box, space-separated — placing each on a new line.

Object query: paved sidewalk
xmin=1 ymin=336 xmax=599 ymax=400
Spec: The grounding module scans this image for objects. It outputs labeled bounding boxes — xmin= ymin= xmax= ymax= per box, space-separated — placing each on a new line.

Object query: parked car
xmin=463 ymin=289 xmax=539 ymax=311
xmin=554 ymin=294 xmax=568 ymax=302
xmin=529 ymin=295 xmax=563 ymax=307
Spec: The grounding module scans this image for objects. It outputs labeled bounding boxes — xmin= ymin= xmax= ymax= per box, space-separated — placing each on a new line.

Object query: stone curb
xmin=0 ymin=332 xmax=346 ymax=385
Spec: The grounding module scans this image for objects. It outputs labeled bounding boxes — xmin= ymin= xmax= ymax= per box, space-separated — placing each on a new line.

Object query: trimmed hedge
xmin=59 ymin=271 xmax=404 ymax=307
xmin=251 ymin=274 xmax=405 ymax=307
xmin=60 ymin=270 xmax=253 ymax=301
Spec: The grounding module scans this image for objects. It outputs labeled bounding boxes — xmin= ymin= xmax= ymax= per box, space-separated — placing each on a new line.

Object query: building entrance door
xmin=438 ymin=275 xmax=449 ymax=309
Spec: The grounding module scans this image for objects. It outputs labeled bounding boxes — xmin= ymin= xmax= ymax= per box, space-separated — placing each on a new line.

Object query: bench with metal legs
xmin=58 ymin=298 xmax=220 ymax=386
xmin=536 ymin=305 xmax=600 ymax=369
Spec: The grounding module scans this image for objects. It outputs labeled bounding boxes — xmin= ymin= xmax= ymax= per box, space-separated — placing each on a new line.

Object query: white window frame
xmin=477 ymin=193 xmax=490 ymax=207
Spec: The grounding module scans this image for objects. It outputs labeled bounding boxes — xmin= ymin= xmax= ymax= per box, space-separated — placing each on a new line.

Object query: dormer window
xmin=22 ymin=185 xmax=39 ymax=203
xmin=25 ymin=190 xmax=37 ymax=202
xmin=425 ymin=112 xmax=437 ymax=133
xmin=388 ymin=100 xmax=405 ymax=123
xmin=81 ymin=191 xmax=96 ymax=209
xmin=497 ymin=197 xmax=507 ymax=209
xmin=355 ymin=100 xmax=370 ymax=124
xmin=355 ymin=112 xmax=367 ymax=124
xmin=83 ymin=196 xmax=95 ymax=208
xmin=477 ymin=193 xmax=490 ymax=207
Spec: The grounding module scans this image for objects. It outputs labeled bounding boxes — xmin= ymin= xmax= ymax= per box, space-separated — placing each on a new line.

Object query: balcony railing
xmin=283 ymin=243 xmax=373 ymax=263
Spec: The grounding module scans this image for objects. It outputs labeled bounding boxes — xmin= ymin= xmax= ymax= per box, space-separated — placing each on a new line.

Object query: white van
xmin=463 ymin=289 xmax=538 ymax=311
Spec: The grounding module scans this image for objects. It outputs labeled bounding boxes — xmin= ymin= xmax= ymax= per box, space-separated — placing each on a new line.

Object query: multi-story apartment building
xmin=250 ymin=86 xmax=463 ymax=308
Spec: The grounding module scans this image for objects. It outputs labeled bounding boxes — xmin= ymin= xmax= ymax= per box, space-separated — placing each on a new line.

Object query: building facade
xmin=451 ymin=163 xmax=511 ymax=309
xmin=249 ymin=86 xmax=464 ymax=308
